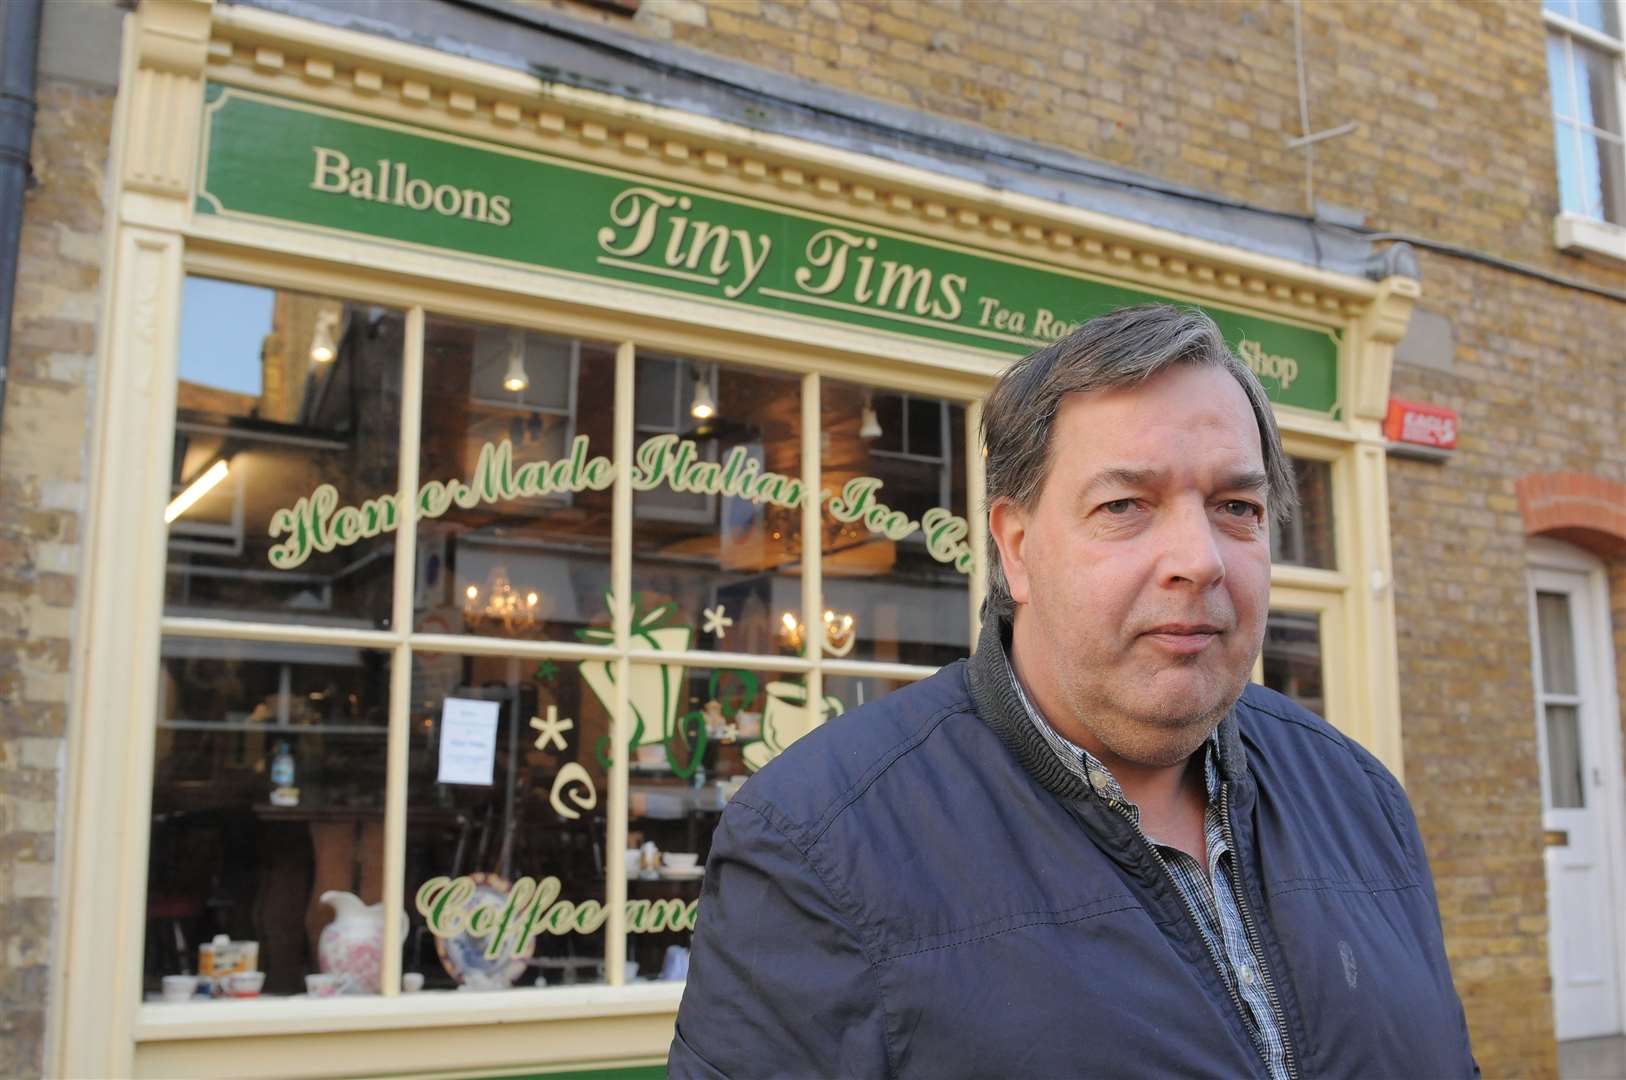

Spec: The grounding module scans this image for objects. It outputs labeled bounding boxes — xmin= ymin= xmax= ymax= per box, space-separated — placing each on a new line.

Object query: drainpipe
xmin=0 ymin=0 xmax=45 ymax=453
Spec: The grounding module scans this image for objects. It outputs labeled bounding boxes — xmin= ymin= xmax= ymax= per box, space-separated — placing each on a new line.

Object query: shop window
xmin=1271 ymin=457 xmax=1335 ymax=570
xmin=415 ymin=317 xmax=617 ymax=644
xmin=165 ymin=277 xmax=404 ymax=626
xmin=145 ymin=639 xmax=390 ymax=999
xmin=819 ymin=379 xmax=970 ymax=667
xmin=631 ymin=357 xmax=803 ymax=657
xmin=152 ymin=284 xmax=975 ymax=1008
xmin=1544 ymin=0 xmax=1626 ymax=225
xmin=1261 ymin=610 xmax=1324 ymax=718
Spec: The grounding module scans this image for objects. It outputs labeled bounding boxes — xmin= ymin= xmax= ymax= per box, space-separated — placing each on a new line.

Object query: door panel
xmin=1530 ymin=565 xmax=1623 ymax=1040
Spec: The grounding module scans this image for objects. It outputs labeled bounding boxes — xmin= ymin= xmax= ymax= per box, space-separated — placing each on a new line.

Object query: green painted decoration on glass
xmin=196 ymin=84 xmax=1341 ymax=415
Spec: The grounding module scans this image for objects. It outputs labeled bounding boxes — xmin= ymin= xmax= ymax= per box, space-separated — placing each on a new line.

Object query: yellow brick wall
xmin=1386 ymin=247 xmax=1626 ymax=1077
xmin=0 ymin=78 xmax=112 ymax=1079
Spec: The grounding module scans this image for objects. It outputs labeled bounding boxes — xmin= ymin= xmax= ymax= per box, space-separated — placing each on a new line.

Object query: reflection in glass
xmin=631 ymin=356 xmax=803 ymax=657
xmin=1261 ymin=610 xmax=1324 ymax=718
xmin=145 ymin=639 xmax=390 ymax=1000
xmin=405 ymin=655 xmax=609 ymax=990
xmin=1270 ymin=457 xmax=1335 ymax=570
xmin=1545 ymin=704 xmax=1586 ymax=809
xmin=165 ymin=277 xmax=403 ymax=626
xmin=415 ymin=318 xmax=617 ymax=643
xmin=821 ymin=380 xmax=970 ymax=666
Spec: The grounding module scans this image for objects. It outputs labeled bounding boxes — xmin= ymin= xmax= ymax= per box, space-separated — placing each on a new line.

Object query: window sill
xmin=1554 ymin=213 xmax=1626 ymax=265
xmin=135 ymin=980 xmax=684 ymax=1042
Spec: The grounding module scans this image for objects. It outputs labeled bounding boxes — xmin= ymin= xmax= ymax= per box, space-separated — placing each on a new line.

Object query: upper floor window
xmin=1545 ymin=0 xmax=1625 ymax=225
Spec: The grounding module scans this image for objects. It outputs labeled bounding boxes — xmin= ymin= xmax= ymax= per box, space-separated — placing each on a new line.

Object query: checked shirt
xmin=1007 ymin=653 xmax=1291 ymax=1080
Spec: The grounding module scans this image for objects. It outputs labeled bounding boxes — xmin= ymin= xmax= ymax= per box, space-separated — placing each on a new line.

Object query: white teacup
xmin=226 ymin=970 xmax=265 ymax=997
xmin=305 ymin=972 xmax=346 ymax=997
xmin=664 ymin=852 xmax=699 ymax=870
xmin=160 ymin=974 xmax=198 ymax=1002
xmin=401 ymin=972 xmax=424 ymax=993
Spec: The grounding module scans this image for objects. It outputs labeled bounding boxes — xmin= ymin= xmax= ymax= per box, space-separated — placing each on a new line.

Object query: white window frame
xmin=1545 ymin=0 xmax=1626 ymax=263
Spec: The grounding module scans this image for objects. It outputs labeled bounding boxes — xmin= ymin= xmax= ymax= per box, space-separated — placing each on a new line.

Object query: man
xmin=670 ymin=305 xmax=1476 ymax=1079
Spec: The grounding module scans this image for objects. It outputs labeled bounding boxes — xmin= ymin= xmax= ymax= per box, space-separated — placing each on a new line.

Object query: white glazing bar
xmin=605 ymin=341 xmax=635 ymax=985
xmin=381 ymin=305 xmax=425 ymax=999
xmin=406 ymin=635 xmax=612 ymax=662
xmin=820 ymin=659 xmax=939 ymax=682
xmin=966 ymin=399 xmax=987 ymax=646
xmin=801 ymin=372 xmax=823 ymax=727
xmin=625 ymin=648 xmax=813 ymax=673
xmin=158 ymin=617 xmax=401 ymax=649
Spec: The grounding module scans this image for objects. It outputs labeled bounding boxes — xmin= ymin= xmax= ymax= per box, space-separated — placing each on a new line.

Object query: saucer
xmin=658 ymin=867 xmax=705 ymax=881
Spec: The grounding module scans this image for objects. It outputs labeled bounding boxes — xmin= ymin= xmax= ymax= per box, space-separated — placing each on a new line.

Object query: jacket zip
xmin=1098 ymin=793 xmax=1272 ymax=1074
xmin=1220 ymin=782 xmax=1301 ymax=1080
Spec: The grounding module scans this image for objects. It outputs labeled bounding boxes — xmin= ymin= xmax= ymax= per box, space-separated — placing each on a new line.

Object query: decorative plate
xmin=433 ymin=871 xmax=534 ymax=989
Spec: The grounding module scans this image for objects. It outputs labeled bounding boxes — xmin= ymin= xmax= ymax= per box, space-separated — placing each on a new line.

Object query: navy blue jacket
xmin=671 ymin=618 xmax=1476 ymax=1078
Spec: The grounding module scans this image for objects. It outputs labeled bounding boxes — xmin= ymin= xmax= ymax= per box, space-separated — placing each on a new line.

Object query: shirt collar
xmin=1003 ymin=640 xmax=1221 ymax=813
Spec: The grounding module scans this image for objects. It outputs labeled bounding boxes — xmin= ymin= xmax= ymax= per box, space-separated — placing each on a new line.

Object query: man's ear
xmin=987 ymin=498 xmax=1032 ymax=605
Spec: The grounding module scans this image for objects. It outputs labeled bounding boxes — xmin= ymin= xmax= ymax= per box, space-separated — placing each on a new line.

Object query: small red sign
xmin=1384 ymin=397 xmax=1458 ymax=450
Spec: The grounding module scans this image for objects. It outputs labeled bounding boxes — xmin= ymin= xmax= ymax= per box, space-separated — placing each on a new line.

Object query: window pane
xmin=404 ymin=655 xmax=609 ymax=990
xmin=1270 ymin=457 xmax=1335 ymax=569
xmin=1544 ymin=0 xmax=1577 ymax=20
xmin=631 ymin=356 xmax=804 ymax=658
xmin=1591 ymin=131 xmax=1626 ymax=223
xmin=1581 ymin=131 xmax=1623 ymax=223
xmin=1576 ymin=41 xmax=1622 ymax=134
xmin=165 ymin=277 xmax=403 ymax=627
xmin=414 ymin=318 xmax=616 ymax=644
xmin=1261 ymin=610 xmax=1324 ymax=717
xmin=1573 ymin=0 xmax=1619 ymax=34
xmin=1556 ymin=121 xmax=1589 ymax=215
xmin=1536 ymin=591 xmax=1579 ymax=695
xmin=821 ymin=379 xmax=971 ymax=666
xmin=871 ymin=392 xmax=905 ymax=455
xmin=907 ymin=396 xmax=945 ymax=459
xmin=1545 ymin=704 xmax=1586 ymax=809
xmin=1549 ymin=35 xmax=1578 ymax=120
xmin=622 ymin=663 xmax=835 ymax=983
xmin=146 ymin=639 xmax=390 ymax=1001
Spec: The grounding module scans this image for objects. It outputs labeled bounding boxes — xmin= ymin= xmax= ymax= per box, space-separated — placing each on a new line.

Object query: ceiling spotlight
xmin=690 ymin=367 xmax=716 ymax=420
xmin=860 ymin=393 xmax=882 ymax=440
xmin=502 ymin=330 xmax=528 ymax=393
xmin=309 ymin=310 xmax=341 ymax=364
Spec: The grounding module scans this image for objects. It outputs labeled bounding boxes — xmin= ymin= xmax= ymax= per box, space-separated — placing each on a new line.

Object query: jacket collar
xmin=966 ymin=608 xmax=1250 ymax=802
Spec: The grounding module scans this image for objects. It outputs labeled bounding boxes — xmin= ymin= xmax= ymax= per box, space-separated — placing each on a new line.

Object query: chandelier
xmin=463 ymin=567 xmax=543 ymax=635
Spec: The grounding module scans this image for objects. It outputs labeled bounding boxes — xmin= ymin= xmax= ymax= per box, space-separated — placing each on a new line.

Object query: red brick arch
xmin=1515 ymin=472 xmax=1626 ymax=556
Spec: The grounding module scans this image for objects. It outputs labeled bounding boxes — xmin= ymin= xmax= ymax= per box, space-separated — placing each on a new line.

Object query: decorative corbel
xmin=122 ymin=0 xmax=215 ymax=199
xmin=1351 ymin=271 xmax=1421 ymax=421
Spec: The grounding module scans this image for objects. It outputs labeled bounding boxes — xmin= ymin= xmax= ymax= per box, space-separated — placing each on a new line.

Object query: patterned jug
xmin=317 ymin=890 xmax=404 ymax=994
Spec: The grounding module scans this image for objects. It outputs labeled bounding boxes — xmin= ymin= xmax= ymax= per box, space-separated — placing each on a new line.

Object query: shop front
xmin=54 ymin=2 xmax=1419 ymax=1077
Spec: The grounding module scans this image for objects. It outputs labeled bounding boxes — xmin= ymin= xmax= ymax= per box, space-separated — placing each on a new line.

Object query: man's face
xmin=992 ymin=364 xmax=1272 ymax=769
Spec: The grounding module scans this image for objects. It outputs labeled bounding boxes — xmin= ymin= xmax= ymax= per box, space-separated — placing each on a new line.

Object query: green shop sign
xmin=196 ymin=84 xmax=1341 ymax=415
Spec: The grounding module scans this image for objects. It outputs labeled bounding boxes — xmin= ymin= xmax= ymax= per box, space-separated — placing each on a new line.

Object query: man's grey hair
xmin=981 ymin=303 xmax=1298 ymax=620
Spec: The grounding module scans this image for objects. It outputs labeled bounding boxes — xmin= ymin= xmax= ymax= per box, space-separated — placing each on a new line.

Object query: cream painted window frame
xmin=53 ymin=3 xmax=1413 ymax=1076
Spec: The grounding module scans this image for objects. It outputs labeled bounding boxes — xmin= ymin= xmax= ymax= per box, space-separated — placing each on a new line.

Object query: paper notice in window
xmin=437 ymin=697 xmax=500 ymax=786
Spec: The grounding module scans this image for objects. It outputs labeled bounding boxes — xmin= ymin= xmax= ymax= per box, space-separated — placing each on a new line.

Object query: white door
xmin=1529 ymin=552 xmax=1625 ymax=1040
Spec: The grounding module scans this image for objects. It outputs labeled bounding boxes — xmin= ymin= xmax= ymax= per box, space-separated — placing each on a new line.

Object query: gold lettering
xmin=310 ymin=146 xmax=350 ymax=193
xmin=598 ymin=186 xmax=678 ymax=258
xmin=794 ymin=228 xmax=868 ymax=296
